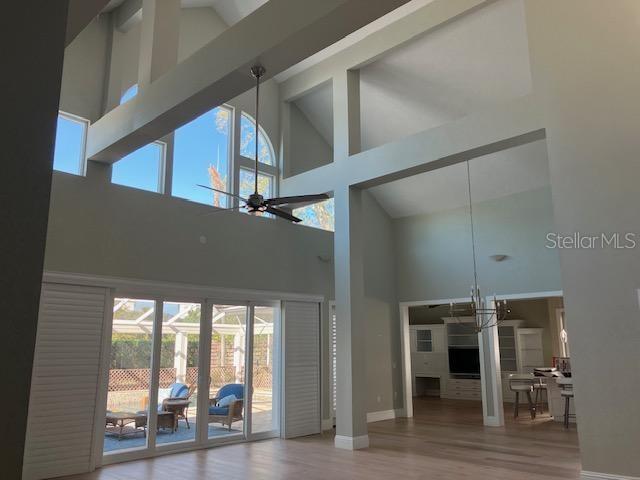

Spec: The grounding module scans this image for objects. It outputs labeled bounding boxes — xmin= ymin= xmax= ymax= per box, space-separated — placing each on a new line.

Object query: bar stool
xmin=533 ymin=378 xmax=548 ymax=414
xmin=558 ymin=377 xmax=574 ymax=428
xmin=509 ymin=374 xmax=537 ymax=419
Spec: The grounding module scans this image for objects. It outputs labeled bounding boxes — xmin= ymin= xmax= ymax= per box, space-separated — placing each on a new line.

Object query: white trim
xmin=366 ymin=409 xmax=396 ymax=423
xmin=90 ymin=287 xmax=114 ymax=469
xmin=581 ymin=471 xmax=640 ymax=480
xmin=321 ymin=418 xmax=334 ymax=431
xmin=334 ymin=434 xmax=369 ymax=450
xmin=42 ymin=271 xmax=325 ymax=304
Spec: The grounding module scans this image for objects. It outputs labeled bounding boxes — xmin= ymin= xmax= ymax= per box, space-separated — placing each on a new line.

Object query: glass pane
xmin=172 ymin=107 xmax=231 ymax=207
xmin=208 ymin=305 xmax=246 ymax=439
xmin=251 ymin=306 xmax=275 ymax=434
xmin=155 ymin=302 xmax=201 ymax=446
xmin=53 ymin=114 xmax=86 ymax=175
xmin=120 ymin=84 xmax=138 ymax=104
xmin=104 ymin=298 xmax=155 ymax=454
xmin=240 ymin=168 xmax=273 ymax=198
xmin=293 ymin=198 xmax=335 ymax=231
xmin=112 ymin=143 xmax=163 ymax=193
xmin=240 ymin=112 xmax=274 ymax=165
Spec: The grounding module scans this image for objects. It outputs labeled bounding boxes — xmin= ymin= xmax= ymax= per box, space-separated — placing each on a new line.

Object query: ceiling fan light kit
xmin=198 ymin=65 xmax=329 ymax=222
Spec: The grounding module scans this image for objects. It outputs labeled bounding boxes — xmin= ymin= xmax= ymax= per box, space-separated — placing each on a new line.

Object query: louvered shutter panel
xmin=23 ymin=283 xmax=108 ymax=480
xmin=283 ymin=301 xmax=320 ymax=438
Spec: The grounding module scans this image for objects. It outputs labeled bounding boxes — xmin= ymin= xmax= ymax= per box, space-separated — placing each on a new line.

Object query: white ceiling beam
xmin=86 ymin=0 xmax=412 ymax=164
xmin=280 ymin=94 xmax=544 ymax=196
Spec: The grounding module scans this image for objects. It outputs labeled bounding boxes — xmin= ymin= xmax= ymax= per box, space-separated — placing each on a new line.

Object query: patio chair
xmin=160 ymin=382 xmax=195 ymax=429
xmin=208 ymin=384 xmax=244 ymax=431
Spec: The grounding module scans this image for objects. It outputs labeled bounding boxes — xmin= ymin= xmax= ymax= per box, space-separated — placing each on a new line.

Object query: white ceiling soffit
xmin=293 ymin=82 xmax=334 ymax=147
xmin=274 ymin=0 xmax=436 ymax=83
xmin=368 ymin=139 xmax=550 ymax=219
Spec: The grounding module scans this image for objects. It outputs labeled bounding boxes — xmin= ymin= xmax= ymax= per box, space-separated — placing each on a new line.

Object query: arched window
xmin=240 ymin=112 xmax=275 ymax=166
xmin=238 ymin=112 xmax=278 ymax=206
xmin=120 ymin=84 xmax=138 ymax=105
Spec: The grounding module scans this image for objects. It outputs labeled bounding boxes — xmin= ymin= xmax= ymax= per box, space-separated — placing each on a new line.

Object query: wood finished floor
xmin=61 ymin=397 xmax=581 ymax=480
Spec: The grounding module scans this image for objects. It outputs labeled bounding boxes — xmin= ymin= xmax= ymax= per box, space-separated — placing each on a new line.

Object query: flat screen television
xmin=448 ymin=347 xmax=480 ymax=376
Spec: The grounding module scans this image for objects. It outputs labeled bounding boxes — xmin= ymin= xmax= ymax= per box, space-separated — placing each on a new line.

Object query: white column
xmin=137 ymin=0 xmax=180 ymax=89
xmin=174 ymin=331 xmax=188 ymax=384
xmin=478 ymin=301 xmax=504 ymax=427
xmin=333 ymin=185 xmax=369 ymax=450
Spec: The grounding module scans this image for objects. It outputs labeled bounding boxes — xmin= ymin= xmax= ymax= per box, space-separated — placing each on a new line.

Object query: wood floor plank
xmin=59 ymin=397 xmax=581 ymax=480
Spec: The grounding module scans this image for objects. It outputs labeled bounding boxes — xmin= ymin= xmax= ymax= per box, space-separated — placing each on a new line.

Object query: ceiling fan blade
xmin=200 ymin=206 xmax=243 ymax=217
xmin=196 ymin=184 xmax=248 ymax=202
xmin=264 ymin=206 xmax=302 ymax=223
xmin=265 ymin=193 xmax=329 ymax=206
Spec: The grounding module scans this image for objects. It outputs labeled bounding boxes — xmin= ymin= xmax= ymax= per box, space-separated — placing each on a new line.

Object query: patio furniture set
xmin=105 ymin=382 xmax=245 ymax=440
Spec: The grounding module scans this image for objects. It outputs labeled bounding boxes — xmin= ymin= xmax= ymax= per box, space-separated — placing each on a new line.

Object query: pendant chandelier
xmin=448 ymin=160 xmax=509 ymax=332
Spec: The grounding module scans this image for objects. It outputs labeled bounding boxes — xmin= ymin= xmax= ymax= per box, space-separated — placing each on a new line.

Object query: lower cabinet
xmin=441 ymin=378 xmax=482 ymax=400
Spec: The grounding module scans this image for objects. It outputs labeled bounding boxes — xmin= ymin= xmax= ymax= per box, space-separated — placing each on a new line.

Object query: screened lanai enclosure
xmin=104 ymin=299 xmax=277 ymax=454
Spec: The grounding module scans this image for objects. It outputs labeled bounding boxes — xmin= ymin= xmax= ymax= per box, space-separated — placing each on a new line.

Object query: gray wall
xmin=287 ymin=103 xmax=333 ymax=177
xmin=362 ymin=191 xmax=403 ymax=413
xmin=45 ymin=166 xmax=334 ymax=298
xmin=527 ymin=1 xmax=640 ymax=475
xmin=1 ymin=3 xmax=68 ymax=478
xmin=394 ymin=186 xmax=561 ymax=301
xmin=60 ymin=16 xmax=111 ymax=122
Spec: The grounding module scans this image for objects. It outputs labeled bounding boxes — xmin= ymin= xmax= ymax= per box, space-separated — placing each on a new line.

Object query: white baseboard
xmin=366 ymin=409 xmax=396 ymax=423
xmin=334 ymin=434 xmax=369 ymax=450
xmin=321 ymin=418 xmax=334 ymax=431
xmin=366 ymin=409 xmax=405 ymax=422
xmin=581 ymin=471 xmax=640 ymax=480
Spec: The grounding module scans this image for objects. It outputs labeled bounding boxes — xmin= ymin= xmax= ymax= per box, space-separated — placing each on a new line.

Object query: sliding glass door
xmin=207 ymin=304 xmax=247 ymax=440
xmin=103 ymin=297 xmax=279 ymax=460
xmin=104 ymin=298 xmax=156 ymax=454
xmin=249 ymin=305 xmax=278 ymax=436
xmin=155 ymin=301 xmax=201 ymax=447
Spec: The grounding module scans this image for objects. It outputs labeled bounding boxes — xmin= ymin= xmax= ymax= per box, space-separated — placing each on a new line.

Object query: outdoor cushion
xmin=208 ymin=406 xmax=229 ymax=416
xmin=218 ymin=394 xmax=237 ymax=407
xmin=217 ymin=383 xmax=244 ymax=400
xmin=169 ymin=383 xmax=189 ymax=398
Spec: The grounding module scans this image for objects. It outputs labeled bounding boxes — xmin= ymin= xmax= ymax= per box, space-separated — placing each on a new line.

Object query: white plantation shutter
xmin=283 ymin=301 xmax=320 ymax=438
xmin=23 ymin=283 xmax=108 ymax=480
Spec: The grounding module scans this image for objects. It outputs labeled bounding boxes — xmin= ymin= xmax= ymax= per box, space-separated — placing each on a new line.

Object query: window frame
xmin=111 ymin=140 xmax=167 ymax=194
xmin=55 ymin=111 xmax=89 ymax=177
xmin=233 ymin=111 xmax=278 ymax=207
xmin=170 ymin=104 xmax=234 ymax=208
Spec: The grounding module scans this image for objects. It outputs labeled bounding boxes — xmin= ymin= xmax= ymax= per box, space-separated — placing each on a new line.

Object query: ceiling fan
xmin=198 ymin=65 xmax=329 ymax=222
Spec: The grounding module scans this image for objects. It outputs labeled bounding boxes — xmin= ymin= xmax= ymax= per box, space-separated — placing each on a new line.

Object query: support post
xmin=333 ymin=185 xmax=368 ymax=450
xmin=174 ymin=331 xmax=188 ymax=383
xmin=478 ymin=300 xmax=504 ymax=427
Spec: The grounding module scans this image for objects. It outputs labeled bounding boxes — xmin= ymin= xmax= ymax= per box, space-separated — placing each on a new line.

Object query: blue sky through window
xmin=53 ymin=114 xmax=86 ymax=175
xmin=293 ymin=198 xmax=335 ymax=232
xmin=120 ymin=84 xmax=138 ymax=104
xmin=172 ymin=107 xmax=231 ymax=208
xmin=112 ymin=143 xmax=163 ymax=193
